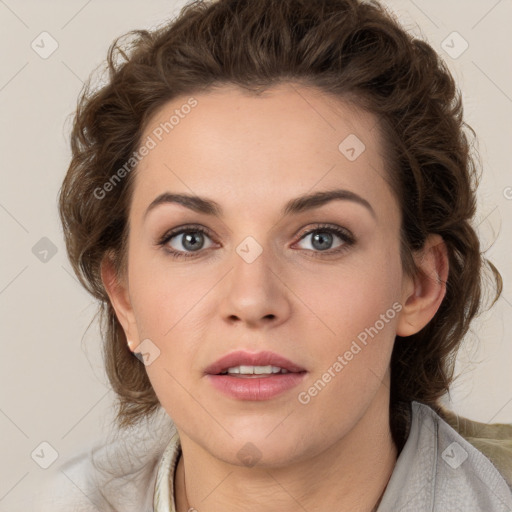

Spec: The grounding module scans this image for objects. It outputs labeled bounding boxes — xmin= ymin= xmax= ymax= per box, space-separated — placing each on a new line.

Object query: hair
xmin=59 ymin=0 xmax=502 ymax=451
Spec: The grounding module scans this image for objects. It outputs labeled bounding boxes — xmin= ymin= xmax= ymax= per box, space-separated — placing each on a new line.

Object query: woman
xmin=48 ymin=0 xmax=512 ymax=510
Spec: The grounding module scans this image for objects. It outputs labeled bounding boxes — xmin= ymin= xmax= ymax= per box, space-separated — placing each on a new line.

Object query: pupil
xmin=183 ymin=232 xmax=203 ymax=251
xmin=312 ymin=231 xmax=332 ymax=251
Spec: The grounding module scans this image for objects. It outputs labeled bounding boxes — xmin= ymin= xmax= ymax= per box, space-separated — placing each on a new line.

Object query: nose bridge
xmin=218 ymin=232 xmax=290 ymax=325
xmin=226 ymin=212 xmax=277 ymax=281
xmin=230 ymin=234 xmax=275 ymax=297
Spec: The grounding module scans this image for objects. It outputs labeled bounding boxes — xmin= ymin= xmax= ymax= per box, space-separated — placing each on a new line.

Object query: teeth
xmin=222 ymin=365 xmax=289 ymax=375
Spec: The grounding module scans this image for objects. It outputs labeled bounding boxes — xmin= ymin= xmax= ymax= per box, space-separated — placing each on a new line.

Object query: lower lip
xmin=206 ymin=372 xmax=307 ymax=400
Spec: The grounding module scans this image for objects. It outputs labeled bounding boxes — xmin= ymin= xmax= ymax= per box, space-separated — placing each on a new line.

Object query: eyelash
xmin=157 ymin=223 xmax=355 ymax=260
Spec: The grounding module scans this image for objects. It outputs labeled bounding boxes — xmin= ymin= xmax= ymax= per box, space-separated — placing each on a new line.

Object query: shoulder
xmin=34 ymin=452 xmax=102 ymax=512
xmin=33 ymin=413 xmax=176 ymax=512
xmin=438 ymin=403 xmax=512 ymax=489
xmin=419 ymin=402 xmax=512 ymax=509
xmin=378 ymin=401 xmax=512 ymax=512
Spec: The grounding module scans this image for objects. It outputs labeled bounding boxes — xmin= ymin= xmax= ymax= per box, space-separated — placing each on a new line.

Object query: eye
xmin=294 ymin=224 xmax=354 ymax=256
xmin=157 ymin=223 xmax=355 ymax=260
xmin=157 ymin=224 xmax=216 ymax=259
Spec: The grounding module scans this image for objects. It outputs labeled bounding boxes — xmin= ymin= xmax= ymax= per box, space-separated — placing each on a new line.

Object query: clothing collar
xmin=154 ymin=430 xmax=181 ymax=512
xmin=376 ymin=401 xmax=512 ymax=511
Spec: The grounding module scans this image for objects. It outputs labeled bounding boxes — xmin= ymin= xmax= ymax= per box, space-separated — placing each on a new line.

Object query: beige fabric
xmin=440 ymin=405 xmax=512 ymax=489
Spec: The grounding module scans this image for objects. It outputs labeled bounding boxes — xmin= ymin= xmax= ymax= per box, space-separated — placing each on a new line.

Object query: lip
xmin=204 ymin=350 xmax=307 ymax=401
xmin=204 ymin=350 xmax=306 ymax=375
xmin=206 ymin=372 xmax=307 ymax=400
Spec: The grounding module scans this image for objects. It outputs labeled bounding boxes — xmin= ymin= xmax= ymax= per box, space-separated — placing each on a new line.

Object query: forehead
xmin=130 ymin=83 xmax=395 ymax=224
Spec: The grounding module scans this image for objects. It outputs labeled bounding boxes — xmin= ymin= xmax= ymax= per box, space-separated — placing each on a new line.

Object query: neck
xmin=174 ymin=388 xmax=396 ymax=512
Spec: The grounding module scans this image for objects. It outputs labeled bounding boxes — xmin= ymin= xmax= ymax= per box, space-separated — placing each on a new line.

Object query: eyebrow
xmin=143 ymin=188 xmax=376 ymax=221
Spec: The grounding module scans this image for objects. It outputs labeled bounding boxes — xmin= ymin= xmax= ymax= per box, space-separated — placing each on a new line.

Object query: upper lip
xmin=204 ymin=350 xmax=306 ymax=375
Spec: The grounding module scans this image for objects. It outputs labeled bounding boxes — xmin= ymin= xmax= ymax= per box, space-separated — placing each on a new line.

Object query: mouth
xmin=204 ymin=350 xmax=306 ymax=376
xmin=204 ymin=350 xmax=307 ymax=400
xmin=218 ymin=364 xmax=300 ymax=377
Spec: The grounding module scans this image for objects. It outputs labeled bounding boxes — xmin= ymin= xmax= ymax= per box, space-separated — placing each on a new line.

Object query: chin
xmin=202 ymin=431 xmax=314 ymax=470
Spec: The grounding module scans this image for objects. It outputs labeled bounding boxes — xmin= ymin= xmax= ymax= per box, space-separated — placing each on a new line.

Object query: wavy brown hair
xmin=58 ymin=0 xmax=502 ymax=449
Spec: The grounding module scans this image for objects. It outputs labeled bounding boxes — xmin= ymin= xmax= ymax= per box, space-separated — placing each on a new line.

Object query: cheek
xmin=293 ymin=241 xmax=402 ymax=341
xmin=126 ymin=248 xmax=213 ymax=380
xmin=127 ymin=245 xmax=201 ymax=336
xmin=297 ymin=279 xmax=399 ymax=382
xmin=289 ymin=245 xmax=403 ymax=411
xmin=293 ymin=264 xmax=401 ymax=427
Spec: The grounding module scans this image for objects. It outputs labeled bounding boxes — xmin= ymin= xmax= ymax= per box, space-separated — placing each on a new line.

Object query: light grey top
xmin=30 ymin=402 xmax=512 ymax=511
xmin=376 ymin=402 xmax=512 ymax=511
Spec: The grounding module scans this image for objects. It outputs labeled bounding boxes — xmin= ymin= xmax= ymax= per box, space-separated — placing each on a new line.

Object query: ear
xmin=101 ymin=252 xmax=139 ymax=352
xmin=396 ymin=234 xmax=449 ymax=337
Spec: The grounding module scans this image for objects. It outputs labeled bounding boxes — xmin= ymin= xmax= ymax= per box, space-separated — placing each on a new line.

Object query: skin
xmin=102 ymin=83 xmax=449 ymax=512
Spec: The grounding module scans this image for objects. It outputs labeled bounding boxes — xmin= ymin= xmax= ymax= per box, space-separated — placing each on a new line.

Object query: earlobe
xmin=100 ymin=253 xmax=139 ymax=348
xmin=396 ymin=234 xmax=449 ymax=337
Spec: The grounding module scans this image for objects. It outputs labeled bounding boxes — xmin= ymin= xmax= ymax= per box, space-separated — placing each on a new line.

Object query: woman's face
xmin=113 ymin=83 xmax=415 ymax=466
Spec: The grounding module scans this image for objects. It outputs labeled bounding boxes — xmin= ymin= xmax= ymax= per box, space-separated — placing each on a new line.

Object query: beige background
xmin=0 ymin=0 xmax=511 ymax=509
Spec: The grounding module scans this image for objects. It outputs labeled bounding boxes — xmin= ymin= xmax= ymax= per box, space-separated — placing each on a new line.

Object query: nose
xmin=218 ymin=241 xmax=291 ymax=328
